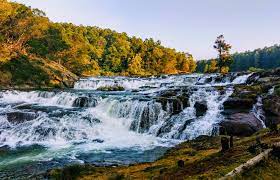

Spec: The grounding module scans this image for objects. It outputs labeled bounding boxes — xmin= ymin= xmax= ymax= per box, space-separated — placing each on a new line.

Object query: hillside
xmin=197 ymin=44 xmax=280 ymax=73
xmin=0 ymin=0 xmax=196 ymax=88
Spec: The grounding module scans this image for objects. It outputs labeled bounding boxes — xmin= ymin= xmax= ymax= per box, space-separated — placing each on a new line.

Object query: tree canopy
xmin=0 ymin=0 xmax=196 ymax=80
xmin=197 ymin=44 xmax=280 ymax=73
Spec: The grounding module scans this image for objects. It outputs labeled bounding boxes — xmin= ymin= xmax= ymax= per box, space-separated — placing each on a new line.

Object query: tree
xmin=206 ymin=59 xmax=218 ymax=73
xmin=214 ymin=35 xmax=233 ymax=74
xmin=127 ymin=54 xmax=144 ymax=76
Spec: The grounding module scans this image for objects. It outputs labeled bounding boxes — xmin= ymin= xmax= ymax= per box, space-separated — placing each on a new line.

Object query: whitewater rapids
xmin=0 ymin=73 xmax=252 ymax=176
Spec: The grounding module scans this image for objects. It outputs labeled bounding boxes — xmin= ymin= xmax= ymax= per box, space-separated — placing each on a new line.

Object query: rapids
xmin=0 ymin=73 xmax=253 ymax=177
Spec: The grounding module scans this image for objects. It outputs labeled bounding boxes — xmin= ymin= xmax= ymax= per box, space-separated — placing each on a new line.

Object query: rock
xmin=223 ymin=98 xmax=255 ymax=111
xmin=194 ymin=101 xmax=207 ymax=117
xmin=263 ymin=95 xmax=280 ymax=116
xmin=92 ymin=139 xmax=104 ymax=143
xmin=6 ymin=111 xmax=38 ymax=124
xmin=219 ymin=113 xmax=264 ymax=136
xmin=155 ymin=90 xmax=190 ymax=115
xmin=263 ymin=95 xmax=280 ymax=126
xmin=246 ymin=68 xmax=280 ymax=84
xmin=97 ymin=86 xmax=125 ymax=91
xmin=73 ymin=97 xmax=98 ymax=108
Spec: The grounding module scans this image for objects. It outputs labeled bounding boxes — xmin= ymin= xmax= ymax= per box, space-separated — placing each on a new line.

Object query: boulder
xmin=263 ymin=95 xmax=280 ymax=116
xmin=223 ymin=98 xmax=255 ymax=110
xmin=194 ymin=101 xmax=207 ymax=117
xmin=73 ymin=97 xmax=98 ymax=108
xmin=6 ymin=111 xmax=38 ymax=124
xmin=155 ymin=90 xmax=190 ymax=115
xmin=219 ymin=113 xmax=264 ymax=137
xmin=263 ymin=95 xmax=280 ymax=126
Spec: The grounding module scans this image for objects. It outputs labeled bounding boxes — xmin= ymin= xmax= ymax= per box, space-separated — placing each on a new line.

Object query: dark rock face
xmin=6 ymin=112 xmax=38 ymax=124
xmin=263 ymin=95 xmax=280 ymax=116
xmin=263 ymin=95 xmax=280 ymax=126
xmin=219 ymin=113 xmax=263 ymax=137
xmin=194 ymin=101 xmax=207 ymax=117
xmin=223 ymin=98 xmax=255 ymax=110
xmin=156 ymin=90 xmax=190 ymax=115
xmin=246 ymin=68 xmax=280 ymax=84
xmin=73 ymin=97 xmax=98 ymax=108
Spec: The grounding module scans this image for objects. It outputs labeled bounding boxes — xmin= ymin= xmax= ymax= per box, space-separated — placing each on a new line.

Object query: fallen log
xmin=220 ymin=142 xmax=280 ymax=180
xmin=220 ymin=149 xmax=272 ymax=180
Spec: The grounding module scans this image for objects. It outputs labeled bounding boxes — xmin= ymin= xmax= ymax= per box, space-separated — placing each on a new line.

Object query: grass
xmin=47 ymin=127 xmax=280 ymax=179
xmin=235 ymin=158 xmax=280 ymax=180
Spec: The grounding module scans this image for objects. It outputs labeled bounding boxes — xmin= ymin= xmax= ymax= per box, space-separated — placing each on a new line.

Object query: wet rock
xmin=13 ymin=103 xmax=34 ymax=110
xmin=263 ymin=95 xmax=280 ymax=126
xmin=155 ymin=90 xmax=190 ymax=115
xmin=6 ymin=111 xmax=38 ymax=124
xmin=223 ymin=98 xmax=255 ymax=111
xmin=97 ymin=86 xmax=125 ymax=91
xmin=246 ymin=68 xmax=280 ymax=84
xmin=156 ymin=115 xmax=195 ymax=138
xmin=219 ymin=113 xmax=263 ymax=136
xmin=194 ymin=101 xmax=207 ymax=117
xmin=92 ymin=139 xmax=104 ymax=143
xmin=73 ymin=97 xmax=98 ymax=108
xmin=263 ymin=95 xmax=280 ymax=116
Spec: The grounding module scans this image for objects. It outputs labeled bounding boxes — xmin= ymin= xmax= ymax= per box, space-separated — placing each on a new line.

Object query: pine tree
xmin=214 ymin=35 xmax=233 ymax=74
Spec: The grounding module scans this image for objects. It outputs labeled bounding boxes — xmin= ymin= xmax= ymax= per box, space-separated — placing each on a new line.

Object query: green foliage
xmin=213 ymin=35 xmax=233 ymax=74
xmin=204 ymin=59 xmax=218 ymax=73
xmin=197 ymin=44 xmax=280 ymax=73
xmin=1 ymin=55 xmax=50 ymax=86
xmin=0 ymin=0 xmax=197 ymax=89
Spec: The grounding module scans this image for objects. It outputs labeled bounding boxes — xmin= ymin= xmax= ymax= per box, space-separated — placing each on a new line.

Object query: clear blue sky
xmin=14 ymin=0 xmax=280 ymax=59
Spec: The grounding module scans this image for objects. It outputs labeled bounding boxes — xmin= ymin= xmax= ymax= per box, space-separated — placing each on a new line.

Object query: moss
xmin=275 ymin=86 xmax=280 ymax=96
xmin=97 ymin=85 xmax=125 ymax=91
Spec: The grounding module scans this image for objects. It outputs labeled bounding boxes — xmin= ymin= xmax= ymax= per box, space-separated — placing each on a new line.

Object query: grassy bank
xmin=47 ymin=126 xmax=280 ymax=179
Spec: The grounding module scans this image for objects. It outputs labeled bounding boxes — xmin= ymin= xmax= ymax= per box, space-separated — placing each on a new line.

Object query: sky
xmin=13 ymin=0 xmax=280 ymax=60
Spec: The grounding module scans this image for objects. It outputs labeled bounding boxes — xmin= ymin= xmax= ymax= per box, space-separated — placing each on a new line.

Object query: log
xmin=220 ymin=149 xmax=272 ymax=180
xmin=220 ymin=142 xmax=280 ymax=180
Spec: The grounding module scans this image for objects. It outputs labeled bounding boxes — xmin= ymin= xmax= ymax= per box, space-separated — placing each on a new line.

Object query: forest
xmin=0 ymin=0 xmax=196 ymax=88
xmin=197 ymin=44 xmax=280 ymax=73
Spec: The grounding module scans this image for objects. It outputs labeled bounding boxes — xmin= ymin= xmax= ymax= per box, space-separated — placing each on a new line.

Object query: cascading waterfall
xmin=252 ymin=97 xmax=266 ymax=128
xmin=0 ymin=73 xmax=255 ymax=176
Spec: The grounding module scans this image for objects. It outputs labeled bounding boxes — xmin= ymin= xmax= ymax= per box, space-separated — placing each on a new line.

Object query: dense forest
xmin=197 ymin=44 xmax=280 ymax=73
xmin=0 ymin=0 xmax=196 ymax=88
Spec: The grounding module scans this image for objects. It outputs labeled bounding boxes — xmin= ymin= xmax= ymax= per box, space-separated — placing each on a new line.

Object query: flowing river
xmin=0 ymin=73 xmax=252 ymax=178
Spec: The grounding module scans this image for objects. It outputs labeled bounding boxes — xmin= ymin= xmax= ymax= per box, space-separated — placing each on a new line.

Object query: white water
xmin=232 ymin=73 xmax=253 ymax=84
xmin=252 ymin=97 xmax=266 ymax=128
xmin=0 ymin=91 xmax=78 ymax=107
xmin=0 ymin=73 xmax=254 ymax=169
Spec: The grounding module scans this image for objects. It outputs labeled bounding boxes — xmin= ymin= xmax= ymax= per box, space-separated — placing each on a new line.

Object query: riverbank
xmin=47 ymin=126 xmax=280 ymax=179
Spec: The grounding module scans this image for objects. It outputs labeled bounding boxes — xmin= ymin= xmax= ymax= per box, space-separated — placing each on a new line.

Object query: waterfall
xmin=0 ymin=73 xmax=256 ymax=170
xmin=232 ymin=73 xmax=253 ymax=84
xmin=252 ymin=97 xmax=266 ymax=128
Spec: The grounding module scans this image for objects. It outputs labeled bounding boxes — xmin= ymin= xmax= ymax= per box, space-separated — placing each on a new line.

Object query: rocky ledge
xmin=220 ymin=69 xmax=280 ymax=137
